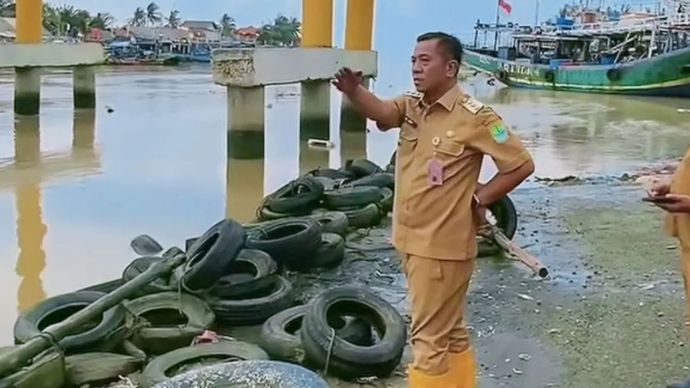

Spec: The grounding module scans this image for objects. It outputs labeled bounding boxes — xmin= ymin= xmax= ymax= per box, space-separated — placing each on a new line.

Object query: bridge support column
xmin=227 ymin=86 xmax=265 ymax=160
xmin=73 ymin=66 xmax=96 ymax=110
xmin=14 ymin=68 xmax=41 ymax=116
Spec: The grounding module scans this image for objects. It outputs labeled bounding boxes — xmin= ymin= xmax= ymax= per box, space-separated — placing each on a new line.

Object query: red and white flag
xmin=499 ymin=0 xmax=512 ymax=14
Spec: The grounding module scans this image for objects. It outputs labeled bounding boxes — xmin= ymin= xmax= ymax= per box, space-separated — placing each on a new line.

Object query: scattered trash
xmin=106 ymin=105 xmax=114 ymax=113
xmin=639 ymin=283 xmax=655 ymax=290
xmin=512 ymin=367 xmax=523 ymax=375
xmin=548 ymin=328 xmax=561 ymax=335
xmin=518 ymin=353 xmax=532 ymax=361
xmin=308 ymin=138 xmax=335 ymax=149
xmin=518 ymin=293 xmax=535 ymax=301
xmin=657 ymin=312 xmax=665 ymax=318
xmin=678 ymin=108 xmax=690 ymax=113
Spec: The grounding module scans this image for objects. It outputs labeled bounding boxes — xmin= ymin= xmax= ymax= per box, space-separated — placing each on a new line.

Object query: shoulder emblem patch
xmin=460 ymin=95 xmax=485 ymax=115
xmin=490 ymin=122 xmax=510 ymax=144
xmin=404 ymin=90 xmax=423 ymax=98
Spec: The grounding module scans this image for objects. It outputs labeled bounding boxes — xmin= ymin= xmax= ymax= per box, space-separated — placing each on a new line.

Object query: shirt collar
xmin=415 ymin=83 xmax=462 ymax=111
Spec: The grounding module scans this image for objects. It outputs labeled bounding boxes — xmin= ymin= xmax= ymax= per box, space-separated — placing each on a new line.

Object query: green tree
xmin=220 ymin=13 xmax=236 ymax=37
xmin=129 ymin=7 xmax=146 ymax=27
xmin=146 ymin=2 xmax=161 ymax=26
xmin=258 ymin=14 xmax=301 ymax=47
xmin=165 ymin=9 xmax=180 ymax=28
xmin=89 ymin=12 xmax=115 ymax=30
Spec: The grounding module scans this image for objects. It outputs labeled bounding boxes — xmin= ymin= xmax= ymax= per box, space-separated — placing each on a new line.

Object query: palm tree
xmin=272 ymin=15 xmax=301 ymax=47
xmin=42 ymin=4 xmax=59 ymax=35
xmin=165 ymin=9 xmax=181 ymax=28
xmin=129 ymin=7 xmax=146 ymax=27
xmin=0 ymin=0 xmax=14 ymax=17
xmin=89 ymin=12 xmax=115 ymax=30
xmin=220 ymin=13 xmax=236 ymax=37
xmin=146 ymin=2 xmax=162 ymax=26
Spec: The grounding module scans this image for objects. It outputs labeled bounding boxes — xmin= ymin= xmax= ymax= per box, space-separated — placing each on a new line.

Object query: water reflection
xmin=11 ymin=112 xmax=98 ymax=313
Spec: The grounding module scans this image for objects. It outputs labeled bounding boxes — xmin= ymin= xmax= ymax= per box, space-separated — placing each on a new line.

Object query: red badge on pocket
xmin=427 ymin=158 xmax=443 ymax=186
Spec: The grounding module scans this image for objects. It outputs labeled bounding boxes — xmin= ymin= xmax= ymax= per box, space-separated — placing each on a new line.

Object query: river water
xmin=0 ymin=64 xmax=689 ymax=345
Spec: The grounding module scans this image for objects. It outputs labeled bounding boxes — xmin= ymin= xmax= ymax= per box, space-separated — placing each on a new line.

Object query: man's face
xmin=411 ymin=39 xmax=456 ymax=92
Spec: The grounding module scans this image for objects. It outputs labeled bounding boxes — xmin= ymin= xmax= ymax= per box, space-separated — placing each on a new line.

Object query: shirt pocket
xmin=434 ymin=139 xmax=468 ymax=178
xmin=397 ymin=124 xmax=419 ymax=158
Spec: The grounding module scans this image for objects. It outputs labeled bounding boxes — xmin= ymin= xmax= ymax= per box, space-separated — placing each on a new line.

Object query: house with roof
xmin=181 ymin=20 xmax=221 ymax=42
xmin=0 ymin=17 xmax=52 ymax=41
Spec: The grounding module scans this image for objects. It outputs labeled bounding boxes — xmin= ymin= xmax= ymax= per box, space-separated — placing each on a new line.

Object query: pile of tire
xmin=5 ymin=216 xmax=406 ymax=387
xmin=256 ymin=158 xmax=394 ymax=230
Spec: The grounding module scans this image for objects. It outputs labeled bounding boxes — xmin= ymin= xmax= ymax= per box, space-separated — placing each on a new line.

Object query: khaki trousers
xmin=401 ymin=253 xmax=475 ymax=375
xmin=681 ymin=248 xmax=690 ymax=319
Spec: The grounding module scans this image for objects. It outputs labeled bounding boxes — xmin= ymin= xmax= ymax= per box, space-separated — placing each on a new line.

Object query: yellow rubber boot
xmin=407 ymin=366 xmax=452 ymax=388
xmin=448 ymin=347 xmax=477 ymax=388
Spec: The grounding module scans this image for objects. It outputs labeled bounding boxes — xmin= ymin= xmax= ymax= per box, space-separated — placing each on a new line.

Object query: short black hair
xmin=417 ymin=32 xmax=463 ymax=64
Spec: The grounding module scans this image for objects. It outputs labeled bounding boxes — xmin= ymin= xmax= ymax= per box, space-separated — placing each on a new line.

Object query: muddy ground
xmin=107 ymin=172 xmax=690 ymax=388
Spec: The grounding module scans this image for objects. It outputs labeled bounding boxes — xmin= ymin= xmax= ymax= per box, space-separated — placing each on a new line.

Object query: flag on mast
xmin=499 ymin=0 xmax=512 ymax=15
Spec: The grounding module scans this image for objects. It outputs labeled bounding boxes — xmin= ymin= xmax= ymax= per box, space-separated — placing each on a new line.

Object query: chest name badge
xmin=428 ymin=158 xmax=443 ymax=186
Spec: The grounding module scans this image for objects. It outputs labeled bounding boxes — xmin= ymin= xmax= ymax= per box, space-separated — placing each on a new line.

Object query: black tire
xmin=311 ymin=233 xmax=345 ymax=270
xmin=545 ymin=70 xmax=555 ymax=83
xmin=130 ymin=234 xmax=163 ymax=256
xmin=312 ymin=176 xmax=337 ymax=191
xmin=122 ymin=257 xmax=173 ymax=296
xmin=0 ymin=349 xmax=65 ymax=388
xmin=207 ymin=275 xmax=295 ymax=326
xmin=342 ymin=203 xmax=382 ymax=229
xmin=496 ymin=69 xmax=509 ymax=81
xmin=14 ymin=291 xmax=126 ymax=354
xmin=260 ymin=305 xmax=373 ymax=363
xmin=65 ymin=353 xmax=143 ymax=386
xmin=300 ymin=286 xmax=407 ymax=379
xmin=344 ymin=173 xmax=395 ymax=190
xmin=184 ymin=237 xmax=198 ymax=252
xmin=257 ymin=206 xmax=297 ymax=221
xmin=78 ymin=279 xmax=123 ymax=294
xmin=151 ymin=360 xmax=328 ymax=388
xmin=324 ymin=186 xmax=384 ymax=209
xmin=607 ymin=67 xmax=622 ymax=82
xmin=307 ymin=168 xmax=354 ymax=180
xmin=209 ymin=249 xmax=278 ymax=299
xmin=162 ymin=246 xmax=185 ymax=259
xmin=264 ymin=176 xmax=325 ymax=215
xmin=388 ymin=150 xmax=397 ymax=169
xmin=488 ymin=195 xmax=518 ymax=240
xmin=182 ymin=218 xmax=247 ymax=291
xmin=139 ymin=341 xmax=270 ymax=388
xmin=308 ymin=211 xmax=349 ymax=237
xmin=124 ymin=292 xmax=216 ymax=355
xmin=246 ymin=218 xmax=322 ymax=267
xmin=344 ymin=159 xmax=383 ymax=177
xmin=380 ymin=187 xmax=394 ymax=213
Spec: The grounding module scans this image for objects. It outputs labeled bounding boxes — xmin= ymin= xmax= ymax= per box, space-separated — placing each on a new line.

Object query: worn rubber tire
xmin=264 ymin=177 xmax=325 ymax=215
xmin=260 ymin=305 xmax=373 ymax=363
xmin=130 ymin=234 xmax=164 ymax=256
xmin=489 ymin=195 xmax=518 ymax=240
xmin=307 ymin=167 xmax=354 ymax=180
xmin=150 ymin=360 xmax=328 ymax=388
xmin=308 ymin=211 xmax=349 ymax=237
xmin=342 ymin=203 xmax=382 ymax=229
xmin=78 ymin=279 xmax=123 ymax=294
xmin=312 ymin=176 xmax=337 ymax=191
xmin=380 ymin=187 xmax=394 ymax=213
xmin=207 ymin=275 xmax=295 ymax=326
xmin=344 ymin=173 xmax=395 ymax=190
xmin=311 ymin=233 xmax=345 ymax=270
xmin=124 ymin=292 xmax=216 ymax=355
xmin=65 ymin=353 xmax=143 ymax=386
xmin=300 ymin=286 xmax=407 ymax=379
xmin=183 ymin=218 xmax=247 ymax=291
xmin=257 ymin=206 xmax=298 ymax=221
xmin=139 ymin=341 xmax=270 ymax=388
xmin=209 ymin=249 xmax=278 ymax=299
xmin=344 ymin=159 xmax=383 ymax=178
xmin=122 ymin=256 xmax=173 ymax=296
xmin=246 ymin=218 xmax=322 ymax=267
xmin=162 ymin=246 xmax=185 ymax=259
xmin=324 ymin=186 xmax=384 ymax=209
xmin=0 ymin=349 xmax=65 ymax=388
xmin=14 ymin=291 xmax=126 ymax=354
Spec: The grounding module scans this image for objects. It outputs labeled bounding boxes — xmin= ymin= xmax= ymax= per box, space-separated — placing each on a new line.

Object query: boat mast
xmin=494 ymin=0 xmax=500 ymax=50
xmin=535 ymin=0 xmax=540 ymax=26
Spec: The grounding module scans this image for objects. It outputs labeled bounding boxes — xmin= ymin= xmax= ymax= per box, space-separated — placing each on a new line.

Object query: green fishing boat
xmin=464 ymin=3 xmax=690 ymax=97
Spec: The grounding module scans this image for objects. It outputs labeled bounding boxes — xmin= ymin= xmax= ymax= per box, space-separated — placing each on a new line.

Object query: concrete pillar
xmin=345 ymin=0 xmax=375 ymax=51
xmin=15 ymin=0 xmax=43 ymax=44
xmin=300 ymin=80 xmax=330 ymax=141
xmin=302 ymin=0 xmax=333 ymax=48
xmin=340 ymin=78 xmax=370 ymax=133
xmin=73 ymin=66 xmax=96 ymax=110
xmin=340 ymin=128 xmax=368 ymax=165
xmin=226 ymin=158 xmax=265 ymax=223
xmin=227 ymin=86 xmax=265 ymax=160
xmin=299 ymin=138 xmax=330 ymax=176
xmin=14 ymin=67 xmax=41 ymax=116
xmin=14 ymin=115 xmax=40 ymax=165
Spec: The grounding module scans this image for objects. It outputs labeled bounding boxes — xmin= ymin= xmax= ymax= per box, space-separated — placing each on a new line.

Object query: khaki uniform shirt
xmin=665 ymin=147 xmax=690 ymax=246
xmin=383 ymin=84 xmax=533 ymax=261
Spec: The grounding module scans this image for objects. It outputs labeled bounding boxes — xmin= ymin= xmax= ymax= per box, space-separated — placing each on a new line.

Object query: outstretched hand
xmin=332 ymin=67 xmax=363 ymax=95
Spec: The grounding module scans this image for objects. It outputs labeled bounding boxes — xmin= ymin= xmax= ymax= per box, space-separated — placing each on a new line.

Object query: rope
xmin=324 ymin=327 xmax=337 ymax=376
xmin=30 ymin=331 xmax=64 ymax=355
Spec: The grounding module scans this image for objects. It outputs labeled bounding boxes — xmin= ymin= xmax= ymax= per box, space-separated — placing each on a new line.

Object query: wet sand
xmin=2 ymin=66 xmax=690 ymax=387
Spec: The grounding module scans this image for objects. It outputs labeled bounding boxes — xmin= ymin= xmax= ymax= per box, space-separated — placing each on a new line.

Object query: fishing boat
xmin=464 ymin=0 xmax=690 ymax=97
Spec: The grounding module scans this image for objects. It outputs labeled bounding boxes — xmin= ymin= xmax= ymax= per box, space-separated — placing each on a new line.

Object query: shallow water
xmin=0 ymin=64 xmax=689 ymax=345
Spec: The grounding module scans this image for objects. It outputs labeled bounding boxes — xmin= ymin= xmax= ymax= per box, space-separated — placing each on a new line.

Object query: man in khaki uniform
xmin=648 ymin=149 xmax=690 ymax=388
xmin=333 ymin=32 xmax=534 ymax=387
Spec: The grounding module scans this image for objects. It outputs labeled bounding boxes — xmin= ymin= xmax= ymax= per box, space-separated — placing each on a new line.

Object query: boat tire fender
xmin=544 ymin=70 xmax=555 ymax=83
xmin=607 ymin=68 xmax=622 ymax=82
